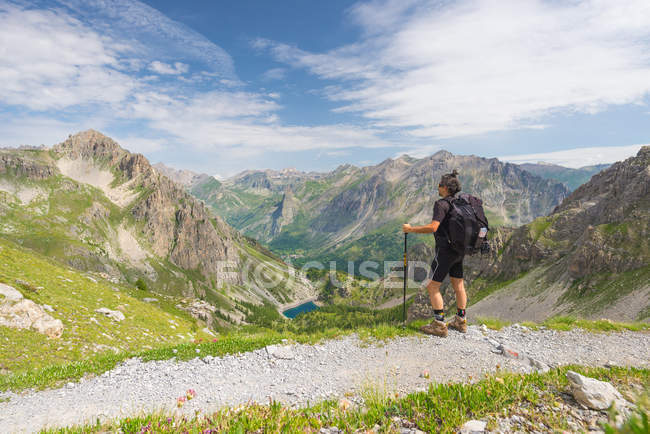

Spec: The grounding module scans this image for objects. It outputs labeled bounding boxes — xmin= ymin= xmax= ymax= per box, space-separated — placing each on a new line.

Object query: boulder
xmin=95 ymin=307 xmax=126 ymax=322
xmin=566 ymin=371 xmax=629 ymax=410
xmin=0 ymin=283 xmax=23 ymax=301
xmin=527 ymin=356 xmax=550 ymax=373
xmin=177 ymin=299 xmax=216 ymax=328
xmin=266 ymin=344 xmax=295 ymax=360
xmin=0 ymin=284 xmax=64 ymax=338
xmin=459 ymin=420 xmax=487 ymax=433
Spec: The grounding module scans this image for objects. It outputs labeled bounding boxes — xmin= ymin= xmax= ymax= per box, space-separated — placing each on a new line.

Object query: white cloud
xmin=0 ymin=3 xmax=135 ymax=110
xmin=499 ymin=144 xmax=646 ymax=168
xmin=119 ymin=88 xmax=392 ymax=159
xmin=260 ymin=0 xmax=650 ymax=138
xmin=0 ymin=0 xmax=237 ymax=112
xmin=58 ymin=0 xmax=236 ymax=79
xmin=262 ymin=68 xmax=287 ymax=81
xmin=149 ymin=61 xmax=189 ymax=75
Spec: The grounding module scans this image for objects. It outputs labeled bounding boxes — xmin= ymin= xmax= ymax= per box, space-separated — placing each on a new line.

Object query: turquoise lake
xmin=283 ymin=301 xmax=319 ymax=319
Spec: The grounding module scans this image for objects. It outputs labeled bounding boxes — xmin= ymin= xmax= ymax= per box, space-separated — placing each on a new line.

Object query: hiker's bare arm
xmin=402 ymin=221 xmax=440 ymax=234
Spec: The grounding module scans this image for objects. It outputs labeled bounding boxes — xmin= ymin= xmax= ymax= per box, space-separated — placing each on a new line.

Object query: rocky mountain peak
xmin=553 ymin=145 xmax=650 ymax=223
xmin=430 ymin=150 xmax=454 ymax=160
xmin=53 ymin=130 xmax=155 ymax=183
xmin=53 ymin=129 xmax=124 ymax=161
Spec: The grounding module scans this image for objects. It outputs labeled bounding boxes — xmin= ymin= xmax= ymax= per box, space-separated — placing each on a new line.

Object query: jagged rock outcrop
xmin=271 ymin=188 xmax=297 ymax=236
xmin=0 ymin=283 xmax=64 ymax=338
xmin=467 ymin=147 xmax=649 ymax=321
xmin=0 ymin=152 xmax=55 ymax=180
xmin=176 ymin=299 xmax=217 ymax=328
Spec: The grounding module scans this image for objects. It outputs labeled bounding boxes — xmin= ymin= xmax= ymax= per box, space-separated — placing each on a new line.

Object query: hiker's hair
xmin=440 ymin=169 xmax=461 ymax=196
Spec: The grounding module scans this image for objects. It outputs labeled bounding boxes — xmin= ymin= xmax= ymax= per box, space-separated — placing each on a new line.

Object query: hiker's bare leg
xmin=450 ymin=277 xmax=466 ymax=310
xmin=426 ymin=279 xmax=444 ymax=310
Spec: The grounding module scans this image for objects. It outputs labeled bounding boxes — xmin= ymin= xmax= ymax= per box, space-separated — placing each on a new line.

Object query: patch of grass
xmin=473 ymin=316 xmax=511 ymax=330
xmin=529 ymin=215 xmax=554 ymax=243
xmin=280 ymin=302 xmax=414 ymax=335
xmin=474 ymin=316 xmax=650 ymax=333
xmin=42 ymin=366 xmax=649 ymax=434
xmin=542 ymin=316 xmax=650 ymax=333
xmin=559 ymin=265 xmax=650 ymax=313
xmin=134 ymin=278 xmax=148 ymax=292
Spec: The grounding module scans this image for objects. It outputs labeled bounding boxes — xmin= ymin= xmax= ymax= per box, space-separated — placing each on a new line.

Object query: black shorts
xmin=428 ymin=246 xmax=464 ymax=283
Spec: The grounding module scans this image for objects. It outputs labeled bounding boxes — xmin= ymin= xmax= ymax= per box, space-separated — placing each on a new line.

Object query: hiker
xmin=402 ymin=170 xmax=468 ymax=337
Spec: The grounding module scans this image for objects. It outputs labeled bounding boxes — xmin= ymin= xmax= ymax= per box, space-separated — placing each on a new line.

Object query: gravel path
xmin=1 ymin=325 xmax=648 ymax=433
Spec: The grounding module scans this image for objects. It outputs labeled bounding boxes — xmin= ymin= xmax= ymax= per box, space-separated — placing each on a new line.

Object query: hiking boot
xmin=420 ymin=319 xmax=448 ymax=337
xmin=447 ymin=315 xmax=467 ymax=333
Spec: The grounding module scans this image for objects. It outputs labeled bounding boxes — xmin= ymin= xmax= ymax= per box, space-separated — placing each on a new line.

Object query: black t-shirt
xmin=432 ymin=197 xmax=453 ymax=245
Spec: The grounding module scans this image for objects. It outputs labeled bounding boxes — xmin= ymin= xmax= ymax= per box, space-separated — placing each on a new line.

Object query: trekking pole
xmin=403 ymin=232 xmax=408 ymax=327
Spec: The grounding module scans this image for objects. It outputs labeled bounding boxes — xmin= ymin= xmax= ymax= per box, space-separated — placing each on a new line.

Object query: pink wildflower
xmin=177 ymin=396 xmax=187 ymax=408
xmin=186 ymin=389 xmax=197 ymax=400
xmin=212 ymin=338 xmax=218 ymax=342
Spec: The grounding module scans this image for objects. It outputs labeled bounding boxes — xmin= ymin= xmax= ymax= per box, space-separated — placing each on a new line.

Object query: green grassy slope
xmin=0 ymin=237 xmax=213 ymax=374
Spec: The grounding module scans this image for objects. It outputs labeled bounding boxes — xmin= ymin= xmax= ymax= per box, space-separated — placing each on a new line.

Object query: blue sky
xmin=1 ymin=0 xmax=649 ymax=176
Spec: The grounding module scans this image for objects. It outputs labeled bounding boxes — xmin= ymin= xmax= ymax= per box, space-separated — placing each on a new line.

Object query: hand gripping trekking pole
xmin=403 ymin=232 xmax=408 ymax=327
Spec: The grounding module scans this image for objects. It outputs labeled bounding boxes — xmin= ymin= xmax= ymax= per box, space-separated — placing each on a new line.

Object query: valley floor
xmin=1 ymin=325 xmax=648 ymax=433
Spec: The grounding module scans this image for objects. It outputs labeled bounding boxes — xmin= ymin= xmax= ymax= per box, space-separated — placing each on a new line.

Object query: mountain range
xmin=159 ymin=152 xmax=571 ymax=272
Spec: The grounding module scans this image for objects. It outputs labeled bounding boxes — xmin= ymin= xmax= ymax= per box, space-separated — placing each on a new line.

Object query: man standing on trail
xmin=402 ymin=170 xmax=467 ymax=337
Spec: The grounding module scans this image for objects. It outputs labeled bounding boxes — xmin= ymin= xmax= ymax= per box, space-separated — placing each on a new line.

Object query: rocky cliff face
xmin=52 ymin=130 xmax=241 ymax=284
xmin=271 ymin=188 xmax=298 ymax=236
xmin=0 ymin=151 xmax=55 ymax=180
xmin=497 ymin=146 xmax=649 ymax=280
